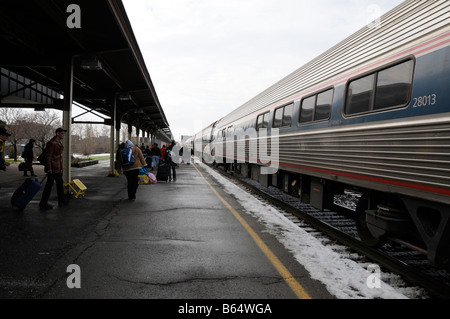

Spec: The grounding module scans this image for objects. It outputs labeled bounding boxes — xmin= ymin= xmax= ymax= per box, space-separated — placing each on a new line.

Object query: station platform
xmin=0 ymin=160 xmax=334 ymax=300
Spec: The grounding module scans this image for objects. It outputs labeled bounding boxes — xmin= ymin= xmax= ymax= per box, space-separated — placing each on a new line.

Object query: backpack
xmin=121 ymin=147 xmax=135 ymax=166
xmin=37 ymin=144 xmax=48 ymax=173
xmin=37 ymin=148 xmax=46 ymax=165
xmin=37 ymin=146 xmax=49 ymax=172
xmin=165 ymin=148 xmax=174 ymax=162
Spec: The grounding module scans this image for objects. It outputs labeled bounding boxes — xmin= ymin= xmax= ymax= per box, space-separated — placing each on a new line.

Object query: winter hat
xmin=125 ymin=140 xmax=134 ymax=148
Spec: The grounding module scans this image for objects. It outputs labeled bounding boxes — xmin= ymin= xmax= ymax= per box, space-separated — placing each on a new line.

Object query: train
xmin=188 ymin=0 xmax=450 ymax=267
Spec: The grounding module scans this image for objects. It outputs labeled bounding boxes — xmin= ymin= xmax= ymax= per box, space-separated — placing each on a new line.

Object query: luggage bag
xmin=138 ymin=168 xmax=150 ymax=185
xmin=11 ymin=177 xmax=44 ymax=211
xmin=148 ymin=172 xmax=157 ymax=184
xmin=156 ymin=160 xmax=170 ymax=182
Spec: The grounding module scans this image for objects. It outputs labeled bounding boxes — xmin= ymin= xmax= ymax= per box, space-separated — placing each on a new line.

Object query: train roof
xmin=213 ymin=0 xmax=450 ymax=130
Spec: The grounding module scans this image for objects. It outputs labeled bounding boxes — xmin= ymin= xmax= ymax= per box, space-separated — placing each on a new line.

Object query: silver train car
xmin=192 ymin=0 xmax=450 ymax=266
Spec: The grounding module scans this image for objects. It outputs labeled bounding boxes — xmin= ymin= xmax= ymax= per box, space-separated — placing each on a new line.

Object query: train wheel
xmin=355 ymin=194 xmax=384 ymax=247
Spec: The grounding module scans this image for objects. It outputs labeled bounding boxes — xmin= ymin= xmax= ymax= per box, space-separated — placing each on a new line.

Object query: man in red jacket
xmin=39 ymin=128 xmax=68 ymax=210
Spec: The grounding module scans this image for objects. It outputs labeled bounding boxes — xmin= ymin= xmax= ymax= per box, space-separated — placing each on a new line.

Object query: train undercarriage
xmin=219 ymin=160 xmax=450 ymax=269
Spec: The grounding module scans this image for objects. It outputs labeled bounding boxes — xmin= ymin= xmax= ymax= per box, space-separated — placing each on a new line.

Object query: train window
xmin=374 ymin=60 xmax=414 ymax=110
xmin=273 ymin=108 xmax=283 ymax=128
xmin=262 ymin=113 xmax=270 ymax=128
xmin=345 ymin=59 xmax=414 ymax=115
xmin=256 ymin=112 xmax=270 ymax=130
xmin=345 ymin=74 xmax=375 ymax=115
xmin=315 ymin=90 xmax=333 ymax=121
xmin=300 ymin=96 xmax=315 ymax=123
xmin=299 ymin=88 xmax=333 ymax=124
xmin=282 ymin=103 xmax=293 ymax=127
xmin=273 ymin=103 xmax=294 ymax=128
xmin=256 ymin=115 xmax=263 ymax=130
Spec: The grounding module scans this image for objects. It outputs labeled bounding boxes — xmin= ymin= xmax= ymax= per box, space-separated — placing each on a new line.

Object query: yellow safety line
xmin=192 ymin=163 xmax=311 ymax=299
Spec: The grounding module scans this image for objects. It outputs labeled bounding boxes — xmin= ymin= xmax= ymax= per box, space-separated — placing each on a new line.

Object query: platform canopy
xmin=0 ymin=0 xmax=172 ymax=141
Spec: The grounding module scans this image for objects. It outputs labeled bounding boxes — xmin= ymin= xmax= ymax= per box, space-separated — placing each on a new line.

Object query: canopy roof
xmin=0 ymin=0 xmax=171 ymax=140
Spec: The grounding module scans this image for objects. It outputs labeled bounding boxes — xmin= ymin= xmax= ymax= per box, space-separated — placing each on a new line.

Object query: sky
xmin=120 ymin=0 xmax=405 ymax=141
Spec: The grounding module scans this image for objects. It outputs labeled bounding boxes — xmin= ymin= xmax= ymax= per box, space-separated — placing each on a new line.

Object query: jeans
xmin=124 ymin=169 xmax=140 ymax=199
xmin=40 ymin=172 xmax=65 ymax=206
xmin=24 ymin=158 xmax=35 ymax=175
xmin=168 ymin=161 xmax=176 ymax=181
xmin=151 ymin=156 xmax=159 ymax=169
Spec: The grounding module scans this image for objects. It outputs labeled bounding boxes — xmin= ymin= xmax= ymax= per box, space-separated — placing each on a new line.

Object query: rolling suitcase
xmin=156 ymin=160 xmax=170 ymax=182
xmin=11 ymin=175 xmax=46 ymax=211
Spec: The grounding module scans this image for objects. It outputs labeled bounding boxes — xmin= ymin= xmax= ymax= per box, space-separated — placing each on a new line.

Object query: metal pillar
xmin=115 ymin=126 xmax=120 ymax=149
xmin=62 ymin=56 xmax=74 ymax=185
xmin=136 ymin=128 xmax=141 ymax=147
xmin=127 ymin=123 xmax=132 ymax=141
xmin=108 ymin=95 xmax=117 ymax=176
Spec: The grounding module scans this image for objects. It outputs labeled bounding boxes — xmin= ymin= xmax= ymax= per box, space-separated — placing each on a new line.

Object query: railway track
xmin=207 ymin=164 xmax=450 ymax=299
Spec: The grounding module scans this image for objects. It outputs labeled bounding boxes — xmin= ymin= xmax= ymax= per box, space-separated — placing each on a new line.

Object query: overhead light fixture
xmin=80 ymin=56 xmax=102 ymax=70
xmin=119 ymin=93 xmax=131 ymax=101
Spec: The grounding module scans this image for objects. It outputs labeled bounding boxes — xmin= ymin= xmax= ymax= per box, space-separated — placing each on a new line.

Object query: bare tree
xmin=0 ymin=108 xmax=61 ymax=159
xmin=121 ymin=123 xmax=129 ymax=143
xmin=80 ymin=123 xmax=95 ymax=155
xmin=0 ymin=108 xmax=28 ymax=160
xmin=29 ymin=110 xmax=61 ymax=154
xmin=1 ymin=107 xmax=118 ymax=159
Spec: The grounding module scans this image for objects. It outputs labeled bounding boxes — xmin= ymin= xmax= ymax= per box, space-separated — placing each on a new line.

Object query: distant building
xmin=181 ymin=135 xmax=191 ymax=145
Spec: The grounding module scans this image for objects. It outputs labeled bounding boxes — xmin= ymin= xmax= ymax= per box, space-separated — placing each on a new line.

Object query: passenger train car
xmin=191 ymin=0 xmax=450 ymax=267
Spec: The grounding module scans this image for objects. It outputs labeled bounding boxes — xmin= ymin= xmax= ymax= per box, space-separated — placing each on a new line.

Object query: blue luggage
xmin=11 ymin=177 xmax=44 ymax=211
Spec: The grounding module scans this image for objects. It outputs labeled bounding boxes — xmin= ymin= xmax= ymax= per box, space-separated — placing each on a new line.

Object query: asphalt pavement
xmin=0 ymin=160 xmax=333 ymax=300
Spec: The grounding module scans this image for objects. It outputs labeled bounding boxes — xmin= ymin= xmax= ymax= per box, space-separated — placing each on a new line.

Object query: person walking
xmin=150 ymin=143 xmax=161 ymax=171
xmin=117 ymin=140 xmax=146 ymax=200
xmin=115 ymin=142 xmax=125 ymax=173
xmin=39 ymin=128 xmax=68 ymax=210
xmin=0 ymin=127 xmax=11 ymax=189
xmin=22 ymin=138 xmax=37 ymax=177
xmin=0 ymin=127 xmax=11 ymax=171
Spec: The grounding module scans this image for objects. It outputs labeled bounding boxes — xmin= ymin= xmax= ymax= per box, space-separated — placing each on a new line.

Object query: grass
xmin=5 ymin=154 xmax=111 ymax=163
xmin=89 ymin=154 xmax=110 ymax=161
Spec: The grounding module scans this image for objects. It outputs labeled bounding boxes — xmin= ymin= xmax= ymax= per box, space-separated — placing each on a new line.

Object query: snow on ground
xmin=72 ymin=153 xmax=110 ymax=158
xmin=198 ymin=162 xmax=428 ymax=299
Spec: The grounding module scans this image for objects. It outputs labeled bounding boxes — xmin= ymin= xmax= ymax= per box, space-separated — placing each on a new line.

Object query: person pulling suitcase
xmin=39 ymin=128 xmax=69 ymax=210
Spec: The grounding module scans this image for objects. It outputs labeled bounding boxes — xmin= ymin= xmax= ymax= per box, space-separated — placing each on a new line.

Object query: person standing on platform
xmin=39 ymin=128 xmax=68 ymax=210
xmin=150 ymin=143 xmax=161 ymax=171
xmin=118 ymin=140 xmax=146 ymax=200
xmin=160 ymin=144 xmax=166 ymax=162
xmin=22 ymin=138 xmax=37 ymax=177
xmin=167 ymin=140 xmax=177 ymax=182
xmin=0 ymin=127 xmax=11 ymax=190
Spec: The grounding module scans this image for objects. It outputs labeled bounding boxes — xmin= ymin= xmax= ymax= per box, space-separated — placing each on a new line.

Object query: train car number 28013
xmin=412 ymin=94 xmax=437 ymax=108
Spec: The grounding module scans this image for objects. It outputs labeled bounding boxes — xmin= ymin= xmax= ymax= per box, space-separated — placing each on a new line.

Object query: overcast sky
xmin=121 ymin=0 xmax=404 ymax=141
